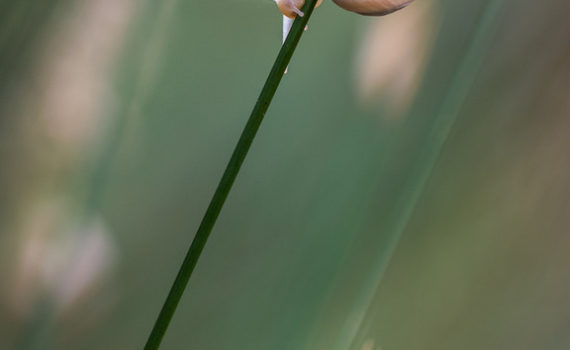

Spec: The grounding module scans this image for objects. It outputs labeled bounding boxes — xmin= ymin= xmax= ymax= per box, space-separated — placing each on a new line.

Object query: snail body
xmin=274 ymin=0 xmax=413 ymax=71
xmin=276 ymin=0 xmax=323 ymax=18
xmin=277 ymin=0 xmax=323 ymax=45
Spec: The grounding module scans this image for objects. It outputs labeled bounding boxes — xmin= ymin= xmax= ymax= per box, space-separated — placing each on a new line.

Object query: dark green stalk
xmin=143 ymin=1 xmax=319 ymax=349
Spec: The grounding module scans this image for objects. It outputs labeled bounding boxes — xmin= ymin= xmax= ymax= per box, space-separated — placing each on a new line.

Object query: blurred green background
xmin=2 ymin=0 xmax=570 ymax=349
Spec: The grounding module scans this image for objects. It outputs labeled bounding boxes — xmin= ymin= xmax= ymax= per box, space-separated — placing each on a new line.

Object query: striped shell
xmin=332 ymin=0 xmax=413 ymax=16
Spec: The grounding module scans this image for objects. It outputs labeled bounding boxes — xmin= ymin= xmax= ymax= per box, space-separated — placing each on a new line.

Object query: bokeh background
xmin=2 ymin=0 xmax=570 ymax=349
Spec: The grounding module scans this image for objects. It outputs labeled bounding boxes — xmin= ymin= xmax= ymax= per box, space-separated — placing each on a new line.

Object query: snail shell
xmin=332 ymin=0 xmax=413 ymax=16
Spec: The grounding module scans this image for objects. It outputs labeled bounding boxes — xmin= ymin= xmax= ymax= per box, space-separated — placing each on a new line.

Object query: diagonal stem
xmin=143 ymin=1 xmax=319 ymax=349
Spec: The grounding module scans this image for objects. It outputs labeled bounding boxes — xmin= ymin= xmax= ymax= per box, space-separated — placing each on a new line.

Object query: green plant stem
xmin=143 ymin=1 xmax=319 ymax=349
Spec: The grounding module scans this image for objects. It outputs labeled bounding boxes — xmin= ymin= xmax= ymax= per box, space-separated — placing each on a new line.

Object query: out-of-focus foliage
xmin=1 ymin=0 xmax=570 ymax=349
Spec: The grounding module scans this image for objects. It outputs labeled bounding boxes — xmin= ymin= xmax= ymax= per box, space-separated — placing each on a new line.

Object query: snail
xmin=331 ymin=0 xmax=413 ymax=16
xmin=275 ymin=0 xmax=413 ymax=43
